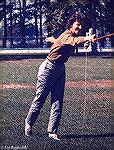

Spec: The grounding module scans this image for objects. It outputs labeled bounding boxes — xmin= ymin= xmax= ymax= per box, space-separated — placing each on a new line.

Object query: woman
xmin=25 ymin=15 xmax=95 ymax=140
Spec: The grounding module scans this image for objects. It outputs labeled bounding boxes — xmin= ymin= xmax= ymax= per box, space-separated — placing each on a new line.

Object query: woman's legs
xmin=48 ymin=69 xmax=65 ymax=134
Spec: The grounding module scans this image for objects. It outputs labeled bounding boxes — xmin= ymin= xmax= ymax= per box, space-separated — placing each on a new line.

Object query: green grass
xmin=0 ymin=56 xmax=114 ymax=150
xmin=1 ymin=57 xmax=113 ymax=84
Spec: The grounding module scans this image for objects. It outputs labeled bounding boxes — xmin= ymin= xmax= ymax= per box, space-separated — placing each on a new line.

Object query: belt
xmin=47 ymin=58 xmax=64 ymax=65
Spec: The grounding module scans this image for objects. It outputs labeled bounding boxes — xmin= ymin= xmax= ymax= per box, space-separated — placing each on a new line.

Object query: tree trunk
xmin=3 ymin=0 xmax=7 ymax=48
xmin=34 ymin=0 xmax=39 ymax=47
xmin=91 ymin=0 xmax=97 ymax=54
xmin=9 ymin=0 xmax=13 ymax=47
xmin=39 ymin=0 xmax=43 ymax=48
xmin=19 ymin=0 xmax=26 ymax=48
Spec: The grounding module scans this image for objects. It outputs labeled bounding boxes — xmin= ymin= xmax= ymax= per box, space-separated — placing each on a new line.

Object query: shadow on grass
xmin=61 ymin=133 xmax=114 ymax=140
xmin=37 ymin=132 xmax=114 ymax=140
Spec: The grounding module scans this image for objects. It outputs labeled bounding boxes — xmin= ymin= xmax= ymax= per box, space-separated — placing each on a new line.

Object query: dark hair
xmin=66 ymin=14 xmax=82 ymax=29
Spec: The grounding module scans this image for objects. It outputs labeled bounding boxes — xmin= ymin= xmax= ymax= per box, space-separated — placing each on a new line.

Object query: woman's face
xmin=70 ymin=20 xmax=82 ymax=35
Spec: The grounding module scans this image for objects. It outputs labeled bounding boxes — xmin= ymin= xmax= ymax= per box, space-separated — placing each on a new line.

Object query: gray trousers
xmin=26 ymin=58 xmax=65 ymax=133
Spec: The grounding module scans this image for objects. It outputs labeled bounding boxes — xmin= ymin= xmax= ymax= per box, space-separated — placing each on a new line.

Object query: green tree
xmin=110 ymin=0 xmax=114 ymax=46
xmin=44 ymin=0 xmax=91 ymax=36
xmin=0 ymin=0 xmax=4 ymax=38
xmin=0 ymin=0 xmax=4 ymax=21
xmin=44 ymin=0 xmax=113 ymax=47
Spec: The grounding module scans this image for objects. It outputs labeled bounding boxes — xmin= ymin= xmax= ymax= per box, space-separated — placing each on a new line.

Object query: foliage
xmin=0 ymin=0 xmax=4 ymax=21
xmin=44 ymin=0 xmax=91 ymax=36
xmin=43 ymin=0 xmax=114 ymax=48
xmin=1 ymin=0 xmax=114 ymax=48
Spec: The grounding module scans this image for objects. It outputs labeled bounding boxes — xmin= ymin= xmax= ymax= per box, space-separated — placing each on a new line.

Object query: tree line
xmin=1 ymin=0 xmax=114 ymax=48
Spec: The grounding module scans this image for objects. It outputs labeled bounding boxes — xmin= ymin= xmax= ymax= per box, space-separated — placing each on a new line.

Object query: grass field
xmin=0 ymin=56 xmax=114 ymax=150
